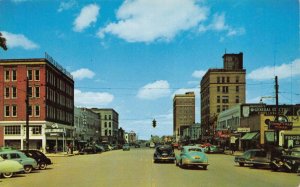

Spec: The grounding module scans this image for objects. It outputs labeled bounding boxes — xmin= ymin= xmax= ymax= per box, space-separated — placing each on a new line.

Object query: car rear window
xmin=157 ymin=147 xmax=172 ymax=154
xmin=188 ymin=148 xmax=202 ymax=152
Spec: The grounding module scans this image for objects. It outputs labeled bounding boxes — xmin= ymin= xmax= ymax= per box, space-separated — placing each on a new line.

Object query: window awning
xmin=265 ymin=131 xmax=275 ymax=142
xmin=241 ymin=132 xmax=259 ymax=140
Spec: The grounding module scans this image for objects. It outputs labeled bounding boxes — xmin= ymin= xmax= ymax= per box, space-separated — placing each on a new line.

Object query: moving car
xmin=21 ymin=150 xmax=52 ymax=170
xmin=0 ymin=156 xmax=24 ymax=178
xmin=175 ymin=146 xmax=209 ymax=169
xmin=234 ymin=149 xmax=271 ymax=167
xmin=122 ymin=144 xmax=130 ymax=151
xmin=205 ymin=145 xmax=225 ymax=154
xmin=0 ymin=150 xmax=37 ymax=174
xmin=149 ymin=142 xmax=155 ymax=148
xmin=153 ymin=145 xmax=175 ymax=163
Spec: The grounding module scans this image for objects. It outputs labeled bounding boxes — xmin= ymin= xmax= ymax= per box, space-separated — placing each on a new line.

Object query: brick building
xmin=0 ymin=54 xmax=74 ymax=152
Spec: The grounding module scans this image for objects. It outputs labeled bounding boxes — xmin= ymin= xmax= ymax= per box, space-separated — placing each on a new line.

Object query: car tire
xmin=203 ymin=165 xmax=207 ymax=170
xmin=2 ymin=172 xmax=13 ymax=178
xmin=239 ymin=163 xmax=244 ymax=167
xmin=39 ymin=162 xmax=47 ymax=170
xmin=24 ymin=165 xmax=33 ymax=174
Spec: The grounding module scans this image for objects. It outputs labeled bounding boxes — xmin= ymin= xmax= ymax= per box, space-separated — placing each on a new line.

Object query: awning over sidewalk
xmin=241 ymin=132 xmax=259 ymax=140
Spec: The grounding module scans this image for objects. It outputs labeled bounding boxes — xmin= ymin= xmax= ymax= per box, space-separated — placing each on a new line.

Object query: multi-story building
xmin=127 ymin=130 xmax=137 ymax=144
xmin=74 ymin=107 xmax=100 ymax=149
xmin=173 ymin=92 xmax=195 ymax=141
xmin=91 ymin=108 xmax=119 ymax=144
xmin=182 ymin=123 xmax=201 ymax=142
xmin=0 ymin=54 xmax=74 ymax=152
xmin=201 ymin=52 xmax=246 ymax=139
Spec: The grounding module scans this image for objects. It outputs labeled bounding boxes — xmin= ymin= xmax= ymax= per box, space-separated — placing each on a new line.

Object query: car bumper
xmin=154 ymin=156 xmax=175 ymax=162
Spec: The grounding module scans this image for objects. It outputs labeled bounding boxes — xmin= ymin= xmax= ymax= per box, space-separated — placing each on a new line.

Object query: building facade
xmin=182 ymin=123 xmax=201 ymax=143
xmin=91 ymin=108 xmax=119 ymax=144
xmin=201 ymin=52 xmax=246 ymax=140
xmin=173 ymin=92 xmax=195 ymax=141
xmin=0 ymin=54 xmax=74 ymax=152
xmin=74 ymin=107 xmax=100 ymax=149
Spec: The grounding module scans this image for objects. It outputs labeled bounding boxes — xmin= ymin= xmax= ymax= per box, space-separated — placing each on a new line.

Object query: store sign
xmin=284 ymin=135 xmax=300 ymax=146
xmin=45 ymin=128 xmax=65 ymax=133
xmin=269 ymin=121 xmax=293 ymax=130
xmin=237 ymin=128 xmax=250 ymax=133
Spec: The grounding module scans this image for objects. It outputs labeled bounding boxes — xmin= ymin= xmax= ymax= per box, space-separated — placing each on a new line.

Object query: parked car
xmin=21 ymin=150 xmax=52 ymax=170
xmin=0 ymin=156 xmax=24 ymax=178
xmin=122 ymin=144 xmax=130 ymax=151
xmin=0 ymin=150 xmax=37 ymax=173
xmin=153 ymin=145 xmax=175 ymax=163
xmin=280 ymin=147 xmax=300 ymax=173
xmin=205 ymin=145 xmax=225 ymax=154
xmin=175 ymin=146 xmax=209 ymax=169
xmin=134 ymin=144 xmax=141 ymax=148
xmin=80 ymin=144 xmax=104 ymax=154
xmin=235 ymin=149 xmax=271 ymax=167
xmin=150 ymin=142 xmax=155 ymax=148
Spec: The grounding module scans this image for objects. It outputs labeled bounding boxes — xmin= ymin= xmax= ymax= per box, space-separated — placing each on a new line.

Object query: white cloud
xmin=137 ymin=80 xmax=171 ymax=100
xmin=71 ymin=68 xmax=95 ymax=80
xmin=73 ymin=4 xmax=100 ymax=32
xmin=1 ymin=31 xmax=39 ymax=50
xmin=98 ymin=0 xmax=208 ymax=42
xmin=74 ymin=89 xmax=114 ymax=107
xmin=58 ymin=0 xmax=77 ymax=12
xmin=192 ymin=70 xmax=206 ymax=79
xmin=248 ymin=59 xmax=300 ymax=81
xmin=199 ymin=13 xmax=245 ymax=37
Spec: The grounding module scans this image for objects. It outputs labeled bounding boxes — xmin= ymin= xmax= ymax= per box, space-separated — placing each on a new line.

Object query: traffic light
xmin=152 ymin=119 xmax=156 ymax=128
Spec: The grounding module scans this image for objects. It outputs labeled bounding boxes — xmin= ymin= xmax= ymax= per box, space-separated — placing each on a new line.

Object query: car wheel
xmin=180 ymin=160 xmax=185 ymax=168
xmin=24 ymin=165 xmax=33 ymax=174
xmin=203 ymin=165 xmax=207 ymax=170
xmin=175 ymin=159 xmax=179 ymax=166
xmin=2 ymin=172 xmax=13 ymax=178
xmin=39 ymin=162 xmax=47 ymax=170
xmin=239 ymin=163 xmax=244 ymax=167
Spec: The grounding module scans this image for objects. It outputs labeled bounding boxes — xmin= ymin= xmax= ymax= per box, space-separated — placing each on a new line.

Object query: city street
xmin=0 ymin=147 xmax=299 ymax=187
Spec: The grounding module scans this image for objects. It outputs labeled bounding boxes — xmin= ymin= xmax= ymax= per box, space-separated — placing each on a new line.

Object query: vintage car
xmin=122 ymin=144 xmax=130 ymax=151
xmin=0 ymin=156 xmax=24 ymax=178
xmin=281 ymin=147 xmax=300 ymax=173
xmin=175 ymin=146 xmax=208 ymax=169
xmin=0 ymin=150 xmax=38 ymax=174
xmin=21 ymin=150 xmax=52 ymax=170
xmin=235 ymin=149 xmax=271 ymax=167
xmin=153 ymin=145 xmax=175 ymax=163
xmin=205 ymin=145 xmax=225 ymax=154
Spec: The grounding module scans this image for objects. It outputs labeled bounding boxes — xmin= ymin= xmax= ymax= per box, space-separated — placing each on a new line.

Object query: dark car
xmin=80 ymin=144 xmax=104 ymax=154
xmin=235 ymin=149 xmax=271 ymax=167
xmin=281 ymin=147 xmax=300 ymax=173
xmin=134 ymin=144 xmax=140 ymax=148
xmin=153 ymin=145 xmax=175 ymax=163
xmin=21 ymin=150 xmax=52 ymax=170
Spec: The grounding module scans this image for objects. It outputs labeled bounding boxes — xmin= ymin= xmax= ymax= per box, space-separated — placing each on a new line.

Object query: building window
xmin=28 ymin=105 xmax=33 ymax=116
xmin=12 ymin=105 xmax=17 ymax=117
xmin=104 ymin=115 xmax=107 ymax=120
xmin=109 ymin=115 xmax=111 ymax=120
xmin=4 ymin=126 xmax=21 ymax=135
xmin=12 ymin=70 xmax=17 ymax=81
xmin=12 ymin=87 xmax=17 ymax=98
xmin=236 ymin=96 xmax=240 ymax=103
xmin=227 ymin=77 xmax=230 ymax=83
xmin=217 ymin=105 xmax=221 ymax=113
xmin=236 ymin=86 xmax=239 ymax=93
xmin=217 ymin=86 xmax=220 ymax=92
xmin=109 ymin=122 xmax=111 ymax=128
xmin=222 ymin=77 xmax=225 ymax=83
xmin=104 ymin=122 xmax=107 ymax=128
xmin=222 ymin=86 xmax=228 ymax=93
xmin=35 ymin=87 xmax=40 ymax=98
xmin=35 ymin=105 xmax=40 ymax=117
xmin=236 ymin=76 xmax=239 ymax=83
xmin=4 ymin=70 xmax=10 ymax=81
xmin=35 ymin=70 xmax=40 ymax=81
xmin=4 ymin=105 xmax=10 ymax=117
xmin=28 ymin=87 xmax=33 ymax=98
xmin=217 ymin=77 xmax=220 ymax=83
xmin=27 ymin=70 xmax=33 ymax=80
xmin=105 ymin=130 xmax=108 ymax=136
xmin=5 ymin=87 xmax=10 ymax=99
xmin=32 ymin=126 xmax=41 ymax=135
xmin=222 ymin=96 xmax=229 ymax=103
xmin=109 ymin=130 xmax=111 ymax=135
xmin=217 ymin=96 xmax=220 ymax=103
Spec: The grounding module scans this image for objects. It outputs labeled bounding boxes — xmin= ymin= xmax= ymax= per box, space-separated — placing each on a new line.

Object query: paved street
xmin=1 ymin=148 xmax=299 ymax=187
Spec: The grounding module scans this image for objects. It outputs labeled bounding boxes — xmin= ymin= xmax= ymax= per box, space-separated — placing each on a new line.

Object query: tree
xmin=0 ymin=32 xmax=8 ymax=51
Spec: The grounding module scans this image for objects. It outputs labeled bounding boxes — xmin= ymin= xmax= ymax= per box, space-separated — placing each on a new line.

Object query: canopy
xmin=241 ymin=132 xmax=259 ymax=140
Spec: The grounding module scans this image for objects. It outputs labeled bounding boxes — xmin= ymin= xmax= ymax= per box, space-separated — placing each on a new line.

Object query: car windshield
xmin=188 ymin=148 xmax=202 ymax=152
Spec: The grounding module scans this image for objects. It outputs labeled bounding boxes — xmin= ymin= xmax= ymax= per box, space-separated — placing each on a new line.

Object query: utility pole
xmin=25 ymin=77 xmax=29 ymax=150
xmin=275 ymin=76 xmax=279 ymax=146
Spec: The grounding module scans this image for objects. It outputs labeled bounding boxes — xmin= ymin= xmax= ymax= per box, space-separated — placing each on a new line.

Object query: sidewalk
xmin=45 ymin=151 xmax=79 ymax=157
xmin=224 ymin=150 xmax=243 ymax=156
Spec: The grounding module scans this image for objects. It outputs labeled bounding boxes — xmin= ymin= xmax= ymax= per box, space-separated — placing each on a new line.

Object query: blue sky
xmin=1 ymin=0 xmax=299 ymax=140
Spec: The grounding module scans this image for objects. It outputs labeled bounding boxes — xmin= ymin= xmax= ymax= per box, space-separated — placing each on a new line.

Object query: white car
xmin=150 ymin=142 xmax=155 ymax=148
xmin=0 ymin=156 xmax=24 ymax=178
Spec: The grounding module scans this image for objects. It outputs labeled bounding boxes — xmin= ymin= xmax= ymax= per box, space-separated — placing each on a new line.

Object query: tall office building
xmin=200 ymin=52 xmax=246 ymax=138
xmin=173 ymin=92 xmax=195 ymax=141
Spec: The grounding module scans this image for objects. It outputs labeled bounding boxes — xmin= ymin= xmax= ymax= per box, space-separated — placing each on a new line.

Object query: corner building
xmin=200 ymin=53 xmax=246 ymax=139
xmin=0 ymin=54 xmax=74 ymax=152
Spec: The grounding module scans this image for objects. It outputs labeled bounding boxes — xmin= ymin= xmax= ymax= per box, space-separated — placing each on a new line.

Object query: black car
xmin=80 ymin=144 xmax=104 ymax=154
xmin=134 ymin=144 xmax=141 ymax=148
xmin=153 ymin=145 xmax=175 ymax=163
xmin=21 ymin=150 xmax=52 ymax=170
xmin=235 ymin=149 xmax=271 ymax=167
xmin=281 ymin=147 xmax=300 ymax=173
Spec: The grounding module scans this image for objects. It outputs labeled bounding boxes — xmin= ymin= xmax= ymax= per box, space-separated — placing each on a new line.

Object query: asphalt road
xmin=1 ymin=148 xmax=299 ymax=187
